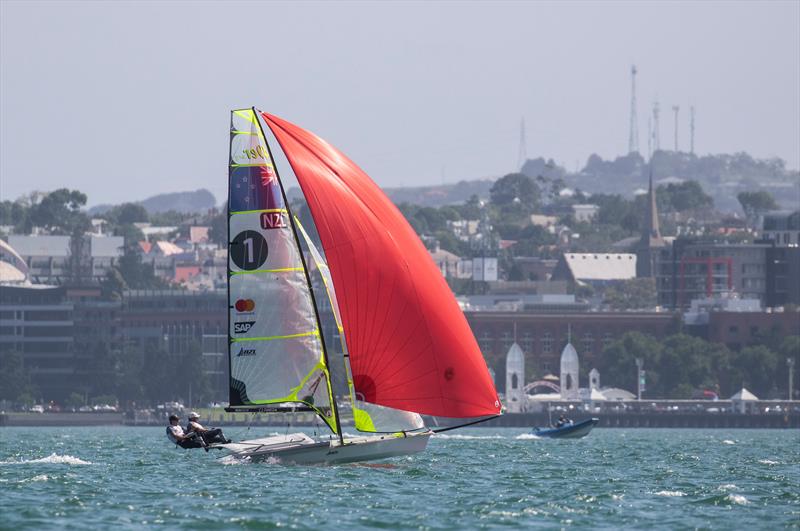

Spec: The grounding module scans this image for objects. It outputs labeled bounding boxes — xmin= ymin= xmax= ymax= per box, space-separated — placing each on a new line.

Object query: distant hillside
xmin=522 ymin=151 xmax=800 ymax=212
xmin=287 ymin=179 xmax=494 ymax=208
xmin=89 ymin=189 xmax=218 ymax=216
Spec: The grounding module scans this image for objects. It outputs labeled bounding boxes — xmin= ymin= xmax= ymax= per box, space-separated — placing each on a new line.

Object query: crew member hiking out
xmin=185 ymin=412 xmax=231 ymax=445
xmin=166 ymin=414 xmax=207 ymax=450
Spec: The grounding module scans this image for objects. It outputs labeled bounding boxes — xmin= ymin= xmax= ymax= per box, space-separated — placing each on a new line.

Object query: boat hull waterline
xmin=532 ymin=418 xmax=599 ymax=439
xmin=217 ymin=431 xmax=432 ymax=465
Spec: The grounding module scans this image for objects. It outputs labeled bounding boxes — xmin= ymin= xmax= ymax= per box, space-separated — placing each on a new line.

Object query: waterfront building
xmin=656 ymin=240 xmax=772 ymax=309
xmin=119 ymin=289 xmax=226 ymax=355
xmin=571 ymin=203 xmax=600 ymax=223
xmin=8 ymin=234 xmax=123 ymax=285
xmin=559 ymin=340 xmax=579 ymax=400
xmin=0 ymin=284 xmax=76 ymax=400
xmin=761 ymin=210 xmax=800 ymax=246
xmin=504 ymin=343 xmax=525 ymax=412
xmin=466 ymin=310 xmax=676 ymax=382
xmin=551 ymin=253 xmax=637 ymax=287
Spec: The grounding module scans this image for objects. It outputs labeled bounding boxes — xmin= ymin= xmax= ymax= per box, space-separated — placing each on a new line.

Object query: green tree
xmin=208 ymin=204 xmax=227 ymax=247
xmin=65 ymin=392 xmax=85 ymax=410
xmin=101 ymin=267 xmax=128 ymax=300
xmin=603 ymin=278 xmax=657 ymax=310
xmin=777 ymin=336 xmax=800 ymax=399
xmin=597 ymin=332 xmax=663 ymax=395
xmin=737 ymin=190 xmax=779 ymax=227
xmin=659 ymin=334 xmax=727 ymax=397
xmin=657 ymin=180 xmax=713 ymax=212
xmin=29 ymin=189 xmax=89 ymax=235
xmin=104 ymin=203 xmax=149 ymax=225
xmin=489 ymin=173 xmax=541 ymax=212
xmin=0 ymin=350 xmax=36 ymax=401
xmin=729 ymin=345 xmax=779 ymax=397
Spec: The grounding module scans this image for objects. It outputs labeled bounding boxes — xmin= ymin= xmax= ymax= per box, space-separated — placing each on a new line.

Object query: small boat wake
xmin=514 ymin=433 xmax=541 ymax=440
xmin=0 ymin=453 xmax=92 ymax=465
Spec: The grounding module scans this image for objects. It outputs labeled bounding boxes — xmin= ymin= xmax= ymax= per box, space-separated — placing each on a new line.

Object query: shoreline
xmin=2 ymin=411 xmax=798 ymax=429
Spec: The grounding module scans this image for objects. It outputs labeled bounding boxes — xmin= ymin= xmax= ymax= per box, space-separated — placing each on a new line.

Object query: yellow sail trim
xmin=248 ymin=359 xmax=338 ymax=433
xmin=232 ymin=109 xmax=257 ymax=126
xmin=232 ymin=330 xmax=318 ymax=343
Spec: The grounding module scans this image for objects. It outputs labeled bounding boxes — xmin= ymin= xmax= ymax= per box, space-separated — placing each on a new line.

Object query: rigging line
xmin=431 ymin=415 xmax=501 ymax=434
xmin=255 ymin=108 xmax=344 ymax=444
xmin=226 ymin=110 xmax=235 ymax=413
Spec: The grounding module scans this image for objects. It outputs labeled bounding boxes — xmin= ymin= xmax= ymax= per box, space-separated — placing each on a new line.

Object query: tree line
xmin=597 ymin=332 xmax=799 ymax=400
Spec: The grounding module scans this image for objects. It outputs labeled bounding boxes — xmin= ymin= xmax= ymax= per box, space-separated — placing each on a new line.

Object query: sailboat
xmin=218 ymin=108 xmax=501 ymax=464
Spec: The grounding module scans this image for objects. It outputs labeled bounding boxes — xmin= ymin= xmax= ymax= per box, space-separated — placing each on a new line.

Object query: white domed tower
xmin=505 ymin=342 xmax=525 ymax=413
xmin=589 ymin=368 xmax=600 ymax=390
xmin=560 ymin=342 xmax=579 ymax=400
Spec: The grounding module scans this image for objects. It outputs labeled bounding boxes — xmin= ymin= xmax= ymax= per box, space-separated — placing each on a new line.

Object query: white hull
xmin=218 ymin=431 xmax=432 ymax=465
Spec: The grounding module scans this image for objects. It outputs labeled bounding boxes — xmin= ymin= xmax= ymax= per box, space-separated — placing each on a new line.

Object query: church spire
xmin=641 ymin=167 xmax=664 ymax=247
xmin=636 ymin=165 xmax=665 ymax=279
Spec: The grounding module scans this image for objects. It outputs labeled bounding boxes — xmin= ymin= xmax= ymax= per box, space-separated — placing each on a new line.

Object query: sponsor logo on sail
xmin=260 ymin=211 xmax=287 ymax=230
xmin=237 ymin=347 xmax=257 ymax=357
xmin=235 ymin=299 xmax=255 ymax=312
xmin=234 ymin=321 xmax=255 ymax=334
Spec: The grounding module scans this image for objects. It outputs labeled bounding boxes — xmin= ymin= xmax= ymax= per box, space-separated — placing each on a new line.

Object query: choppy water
xmin=1 ymin=427 xmax=798 ymax=529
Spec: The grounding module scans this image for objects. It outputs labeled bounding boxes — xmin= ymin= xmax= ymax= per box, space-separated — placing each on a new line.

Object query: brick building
xmin=464 ymin=310 xmax=678 ymax=391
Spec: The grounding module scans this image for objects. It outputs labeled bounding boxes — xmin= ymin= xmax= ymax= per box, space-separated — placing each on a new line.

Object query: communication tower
xmin=690 ymin=106 xmax=696 ymax=154
xmin=628 ymin=65 xmax=639 ymax=154
xmin=652 ymin=101 xmax=661 ymax=152
xmin=672 ymin=105 xmax=680 ymax=152
xmin=517 ymin=117 xmax=527 ymax=171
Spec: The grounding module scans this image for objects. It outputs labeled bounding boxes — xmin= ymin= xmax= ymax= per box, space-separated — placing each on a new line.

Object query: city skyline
xmin=1 ymin=1 xmax=799 ymax=207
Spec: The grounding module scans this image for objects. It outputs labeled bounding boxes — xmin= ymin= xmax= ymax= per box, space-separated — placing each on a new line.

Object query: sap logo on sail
xmin=234 ymin=321 xmax=255 ymax=334
xmin=237 ymin=347 xmax=257 ymax=357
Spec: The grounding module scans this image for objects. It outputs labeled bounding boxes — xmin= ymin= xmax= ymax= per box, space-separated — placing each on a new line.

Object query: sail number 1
xmin=260 ymin=212 xmax=287 ymax=230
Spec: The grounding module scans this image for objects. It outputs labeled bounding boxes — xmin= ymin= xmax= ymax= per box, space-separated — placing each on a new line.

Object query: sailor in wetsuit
xmin=185 ymin=412 xmax=231 ymax=445
xmin=166 ymin=414 xmax=206 ymax=450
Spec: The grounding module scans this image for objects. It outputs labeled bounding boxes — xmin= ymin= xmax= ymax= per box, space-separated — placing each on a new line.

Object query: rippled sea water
xmin=1 ymin=426 xmax=798 ymax=529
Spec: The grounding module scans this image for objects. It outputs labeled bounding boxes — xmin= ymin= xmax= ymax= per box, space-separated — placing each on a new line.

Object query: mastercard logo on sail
xmin=235 ymin=299 xmax=255 ymax=312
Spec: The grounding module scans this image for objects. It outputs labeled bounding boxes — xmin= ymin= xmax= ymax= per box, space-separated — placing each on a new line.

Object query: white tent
xmin=730 ymin=388 xmax=758 ymax=401
xmin=600 ymin=387 xmax=636 ymax=401
xmin=730 ymin=388 xmax=759 ymax=413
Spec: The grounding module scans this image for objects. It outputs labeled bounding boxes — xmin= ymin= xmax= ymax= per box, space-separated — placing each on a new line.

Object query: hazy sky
xmin=1 ymin=1 xmax=798 ymax=206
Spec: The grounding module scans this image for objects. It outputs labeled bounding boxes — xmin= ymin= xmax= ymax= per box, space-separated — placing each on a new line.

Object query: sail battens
xmin=231 ymin=330 xmax=319 ymax=343
xmin=260 ymin=111 xmax=501 ymax=418
xmin=230 ymin=163 xmax=274 ymax=168
xmin=230 ymin=208 xmax=288 ymax=215
xmin=227 ymin=108 xmax=337 ymax=434
xmin=230 ymin=267 xmax=304 ymax=276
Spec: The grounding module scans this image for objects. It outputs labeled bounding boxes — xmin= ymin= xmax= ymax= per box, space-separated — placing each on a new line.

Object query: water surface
xmin=1 ymin=427 xmax=798 ymax=529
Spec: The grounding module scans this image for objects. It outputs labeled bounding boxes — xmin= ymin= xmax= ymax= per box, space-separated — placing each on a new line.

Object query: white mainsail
xmin=227 ymin=109 xmax=336 ymax=431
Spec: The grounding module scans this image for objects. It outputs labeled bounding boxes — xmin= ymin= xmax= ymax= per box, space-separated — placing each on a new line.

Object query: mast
xmin=254 ymin=109 xmax=344 ymax=444
xmin=226 ymin=113 xmax=233 ymax=408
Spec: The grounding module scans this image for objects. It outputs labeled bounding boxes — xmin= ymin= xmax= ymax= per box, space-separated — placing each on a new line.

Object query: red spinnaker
xmin=261 ymin=112 xmax=501 ymax=418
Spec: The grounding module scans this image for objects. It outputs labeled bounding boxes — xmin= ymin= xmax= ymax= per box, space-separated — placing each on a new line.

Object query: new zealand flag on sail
xmin=229 ymin=166 xmax=284 ymax=212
